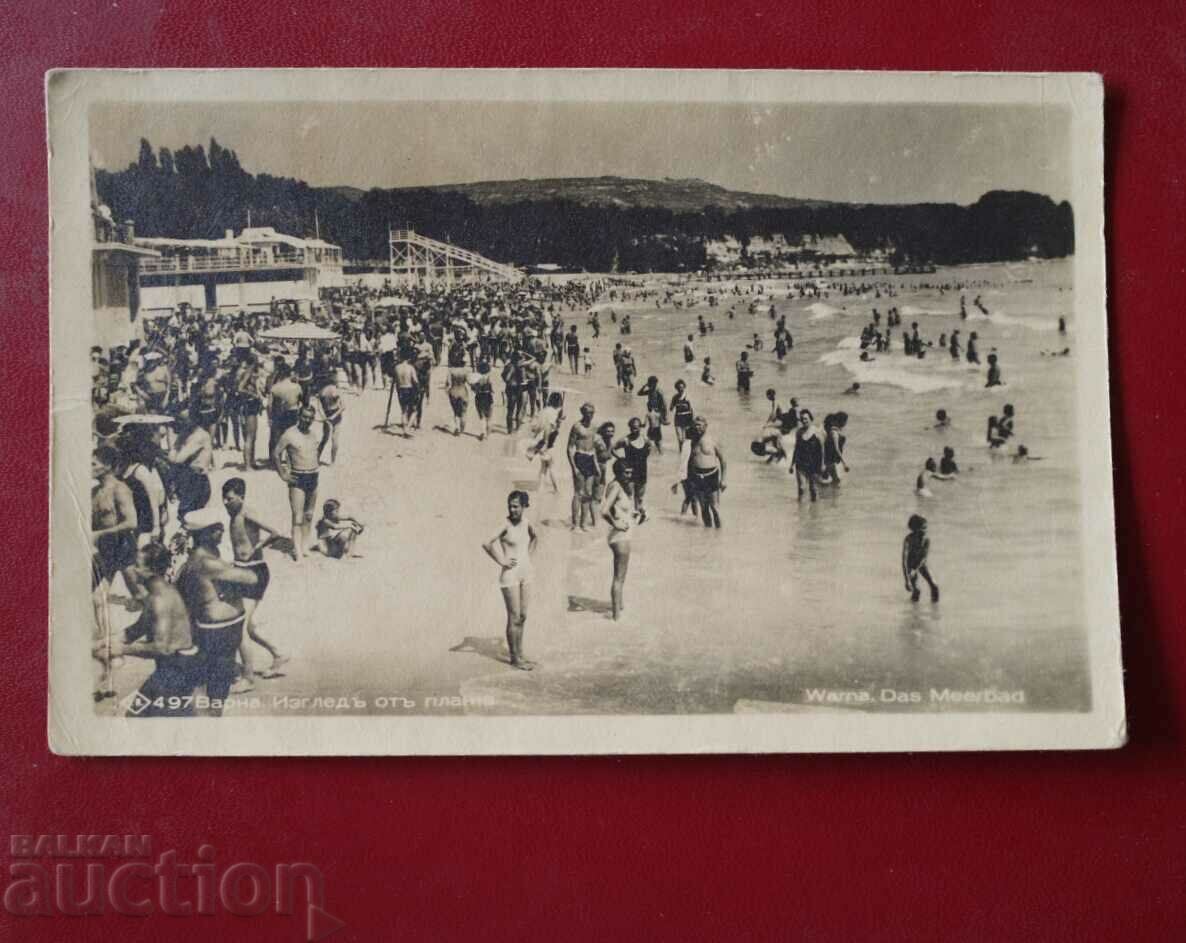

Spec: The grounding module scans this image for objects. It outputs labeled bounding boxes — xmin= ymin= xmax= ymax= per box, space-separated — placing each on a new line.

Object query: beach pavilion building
xmin=91 ymin=203 xmax=160 ymax=348
xmin=134 ymin=226 xmax=345 ymax=317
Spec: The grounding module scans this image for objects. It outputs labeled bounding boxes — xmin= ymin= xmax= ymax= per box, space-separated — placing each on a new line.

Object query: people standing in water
xmin=615 ymin=417 xmax=652 ymax=523
xmin=790 ymin=409 xmax=824 ymax=502
xmin=567 ymin=402 xmax=601 ymax=531
xmin=822 ymin=413 xmax=850 ymax=485
xmin=986 ymin=353 xmax=1003 ymax=387
xmin=902 ymin=514 xmax=940 ymax=603
xmin=736 ymin=351 xmax=754 ymax=394
xmin=602 ymin=460 xmax=635 ymax=621
xmin=966 ymin=331 xmax=980 ymax=365
xmin=637 ymin=376 xmax=667 ymax=455
xmin=670 ymin=379 xmax=693 ymax=449
xmin=482 ymin=490 xmax=538 ymax=670
xmin=687 ymin=415 xmax=726 ymax=528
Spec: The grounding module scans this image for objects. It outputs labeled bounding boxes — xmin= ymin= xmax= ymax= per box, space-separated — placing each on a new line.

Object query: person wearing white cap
xmin=175 ymin=506 xmax=259 ymax=715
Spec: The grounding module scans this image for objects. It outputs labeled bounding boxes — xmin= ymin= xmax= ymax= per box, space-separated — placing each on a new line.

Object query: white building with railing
xmin=135 ymin=226 xmax=345 ymax=314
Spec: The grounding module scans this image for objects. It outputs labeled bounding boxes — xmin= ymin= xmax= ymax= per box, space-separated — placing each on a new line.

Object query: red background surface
xmin=2 ymin=2 xmax=1184 ymax=939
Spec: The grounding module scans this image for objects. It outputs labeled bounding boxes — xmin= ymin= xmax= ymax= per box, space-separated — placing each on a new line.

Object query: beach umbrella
xmin=259 ymin=323 xmax=340 ymax=342
xmin=114 ymin=413 xmax=174 ymax=427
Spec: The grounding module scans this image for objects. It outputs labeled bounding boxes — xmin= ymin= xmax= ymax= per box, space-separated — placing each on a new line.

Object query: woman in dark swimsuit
xmin=614 ymin=417 xmax=652 ymax=522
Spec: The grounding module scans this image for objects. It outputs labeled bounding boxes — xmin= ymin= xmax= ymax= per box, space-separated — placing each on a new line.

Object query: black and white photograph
xmin=49 ymin=69 xmax=1122 ymax=754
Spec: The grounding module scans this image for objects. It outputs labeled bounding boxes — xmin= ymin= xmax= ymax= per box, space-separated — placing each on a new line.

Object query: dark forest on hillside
xmin=96 ymin=139 xmax=1074 ymax=271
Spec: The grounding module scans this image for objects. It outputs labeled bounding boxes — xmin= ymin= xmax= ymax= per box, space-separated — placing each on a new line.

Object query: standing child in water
xmin=701 ymin=357 xmax=716 ymax=386
xmin=902 ymin=514 xmax=940 ymax=603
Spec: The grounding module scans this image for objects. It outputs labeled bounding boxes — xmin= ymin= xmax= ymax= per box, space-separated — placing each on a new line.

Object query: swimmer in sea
xmin=933 ymin=409 xmax=951 ymax=430
xmin=902 ymin=514 xmax=940 ymax=603
xmin=482 ymin=490 xmax=538 ymax=670
xmin=844 ymin=382 xmax=861 ymax=395
xmin=915 ymin=459 xmax=937 ymax=498
xmin=986 ymin=353 xmax=1003 ymax=387
xmin=701 ymin=357 xmax=716 ymax=386
xmin=736 ymin=351 xmax=754 ymax=393
xmin=939 ymin=447 xmax=959 ymax=476
xmin=1012 ymin=444 xmax=1044 ymax=463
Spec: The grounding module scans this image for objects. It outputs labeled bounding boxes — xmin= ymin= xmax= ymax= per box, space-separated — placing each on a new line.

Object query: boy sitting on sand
xmin=314 ymin=499 xmax=365 ymax=559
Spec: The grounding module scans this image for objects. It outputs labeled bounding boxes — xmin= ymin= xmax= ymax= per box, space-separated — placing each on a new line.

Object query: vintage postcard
xmin=48 ymin=69 xmax=1123 ymax=754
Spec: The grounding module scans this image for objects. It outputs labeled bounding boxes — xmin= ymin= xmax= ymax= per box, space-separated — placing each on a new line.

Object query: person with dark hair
xmin=966 ymin=331 xmax=981 ymax=365
xmin=902 ymin=515 xmax=940 ymax=603
xmin=445 ymin=345 xmax=472 ymax=436
xmin=986 ymin=352 xmax=1003 ymax=388
xmin=736 ymin=351 xmax=754 ymax=394
xmin=483 ymin=491 xmax=538 ymax=670
xmin=637 ymin=375 xmax=667 ymax=454
xmin=934 ymin=409 xmax=951 ymax=430
xmin=116 ymin=541 xmax=199 ymax=716
xmin=267 ymin=361 xmax=301 ymax=461
xmin=670 ymin=379 xmax=694 ymax=450
xmin=790 ymin=409 xmax=824 ymax=502
xmin=614 ymin=417 xmax=652 ymax=523
xmin=273 ymin=405 xmax=322 ymax=562
xmin=501 ymin=350 xmax=525 ymax=434
xmin=314 ymin=498 xmax=365 ymax=558
xmin=602 ymin=459 xmax=635 ymax=621
xmin=168 ymin=411 xmax=213 ymax=517
xmin=822 ymin=412 xmax=850 ymax=485
xmin=567 ymin=402 xmax=601 ymax=531
xmin=222 ymin=477 xmax=287 ymax=690
xmin=470 ymin=359 xmax=494 ymax=440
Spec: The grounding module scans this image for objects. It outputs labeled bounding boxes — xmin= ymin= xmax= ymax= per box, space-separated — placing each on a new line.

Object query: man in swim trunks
xmin=687 ymin=415 xmax=726 ymax=528
xmin=116 ymin=540 xmax=199 ymax=717
xmin=176 ymin=508 xmax=260 ymax=716
xmin=222 ymin=477 xmax=287 ymax=690
xmin=566 ymin=402 xmax=601 ymax=531
xmin=91 ymin=445 xmax=139 ymax=699
xmin=267 ymin=362 xmax=303 ymax=464
xmin=273 ymin=405 xmax=322 ymax=562
xmin=393 ymin=352 xmax=420 ymax=436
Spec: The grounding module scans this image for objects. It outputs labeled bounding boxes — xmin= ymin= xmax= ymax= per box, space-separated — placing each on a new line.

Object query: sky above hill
xmin=91 ymin=100 xmax=1071 ymax=206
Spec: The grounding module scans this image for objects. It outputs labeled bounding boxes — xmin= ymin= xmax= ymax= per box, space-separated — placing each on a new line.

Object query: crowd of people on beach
xmin=91 ymin=264 xmax=1060 ymax=706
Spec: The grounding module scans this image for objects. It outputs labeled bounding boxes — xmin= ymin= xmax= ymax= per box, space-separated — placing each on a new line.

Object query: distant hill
xmin=96 ymin=139 xmax=1074 ymax=271
xmin=374 ymin=176 xmax=836 ymax=212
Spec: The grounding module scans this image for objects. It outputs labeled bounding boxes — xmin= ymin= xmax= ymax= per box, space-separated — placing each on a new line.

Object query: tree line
xmin=97 ymin=138 xmax=1074 ymax=271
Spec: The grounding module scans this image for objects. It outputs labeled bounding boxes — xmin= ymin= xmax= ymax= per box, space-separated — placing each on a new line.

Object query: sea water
xmin=476 ymin=260 xmax=1091 ymax=714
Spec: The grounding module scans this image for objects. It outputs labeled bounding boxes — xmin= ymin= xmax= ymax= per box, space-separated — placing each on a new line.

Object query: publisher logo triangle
xmin=307 ymin=903 xmax=346 ymax=941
